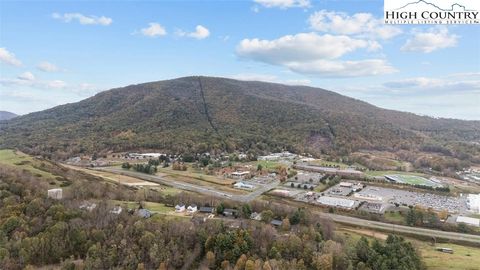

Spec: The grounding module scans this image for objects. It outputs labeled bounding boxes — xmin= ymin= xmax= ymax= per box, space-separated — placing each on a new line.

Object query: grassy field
xmin=247 ymin=160 xmax=283 ymax=170
xmin=386 ymin=174 xmax=440 ymax=187
xmin=337 ymin=227 xmax=480 ymax=270
xmin=384 ymin=211 xmax=405 ymax=223
xmin=314 ymin=182 xmax=329 ymax=192
xmin=0 ymin=149 xmax=58 ymax=180
xmin=163 ymin=173 xmax=247 ymax=194
xmin=157 ymin=166 xmax=235 ymax=185
xmin=112 ymin=200 xmax=173 ymax=214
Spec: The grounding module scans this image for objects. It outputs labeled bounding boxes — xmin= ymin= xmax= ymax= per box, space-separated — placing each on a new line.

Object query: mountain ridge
xmin=0 ymin=111 xmax=18 ymax=121
xmin=0 ymin=76 xmax=479 ymax=163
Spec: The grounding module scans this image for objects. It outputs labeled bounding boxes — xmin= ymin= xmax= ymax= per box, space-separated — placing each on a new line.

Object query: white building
xmin=47 ymin=188 xmax=63 ymax=200
xmin=110 ymin=206 xmax=122 ymax=215
xmin=231 ymin=171 xmax=250 ymax=178
xmin=339 ymin=182 xmax=353 ymax=188
xmin=353 ymin=193 xmax=383 ymax=201
xmin=234 ymin=182 xmax=254 ymax=189
xmin=317 ymin=196 xmax=355 ymax=208
xmin=467 ymin=194 xmax=480 ymax=214
xmin=175 ymin=204 xmax=186 ymax=212
xmin=187 ymin=205 xmax=198 ymax=213
xmin=456 ymin=216 xmax=480 ymax=227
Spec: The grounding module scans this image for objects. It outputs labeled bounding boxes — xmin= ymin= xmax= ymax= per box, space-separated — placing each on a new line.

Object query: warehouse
xmin=317 ymin=196 xmax=355 ymax=209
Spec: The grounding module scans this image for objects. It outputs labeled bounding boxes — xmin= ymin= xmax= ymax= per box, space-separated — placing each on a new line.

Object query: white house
xmin=234 ymin=182 xmax=254 ymax=189
xmin=175 ymin=204 xmax=186 ymax=212
xmin=110 ymin=206 xmax=122 ymax=215
xmin=187 ymin=205 xmax=198 ymax=214
xmin=47 ymin=188 xmax=63 ymax=200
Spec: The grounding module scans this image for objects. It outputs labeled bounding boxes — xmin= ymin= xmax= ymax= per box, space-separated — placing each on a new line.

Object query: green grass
xmin=419 ymin=241 xmax=480 ymax=270
xmin=387 ymin=174 xmax=440 ymax=187
xmin=0 ymin=149 xmax=58 ymax=180
xmin=314 ymin=183 xmax=329 ymax=192
xmin=112 ymin=200 xmax=173 ymax=214
xmin=253 ymin=160 xmax=283 ymax=170
xmin=157 ymin=166 xmax=234 ymax=185
xmin=384 ymin=211 xmax=405 ymax=223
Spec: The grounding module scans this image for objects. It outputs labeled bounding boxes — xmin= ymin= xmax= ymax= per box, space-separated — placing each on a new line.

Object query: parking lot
xmin=356 ymin=186 xmax=469 ymax=213
xmin=290 ymin=181 xmax=470 ymax=214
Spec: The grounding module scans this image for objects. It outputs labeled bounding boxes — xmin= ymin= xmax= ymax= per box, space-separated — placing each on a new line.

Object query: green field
xmin=112 ymin=200 xmax=173 ymax=214
xmin=386 ymin=174 xmax=440 ymax=187
xmin=252 ymin=160 xmax=283 ymax=170
xmin=384 ymin=211 xmax=405 ymax=223
xmin=0 ymin=149 xmax=58 ymax=180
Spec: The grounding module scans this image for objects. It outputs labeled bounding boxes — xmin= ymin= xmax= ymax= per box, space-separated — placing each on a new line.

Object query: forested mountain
xmin=0 ymin=76 xmax=479 ymax=160
xmin=0 ymin=111 xmax=18 ymax=121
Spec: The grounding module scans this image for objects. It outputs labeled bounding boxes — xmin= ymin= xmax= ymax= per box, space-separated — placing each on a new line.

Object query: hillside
xmin=0 ymin=111 xmax=18 ymax=121
xmin=0 ymin=76 xmax=479 ymax=162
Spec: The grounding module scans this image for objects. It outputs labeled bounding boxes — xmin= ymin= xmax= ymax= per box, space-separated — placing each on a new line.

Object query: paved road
xmin=96 ymin=167 xmax=279 ymax=203
xmin=95 ymin=167 xmax=480 ymax=245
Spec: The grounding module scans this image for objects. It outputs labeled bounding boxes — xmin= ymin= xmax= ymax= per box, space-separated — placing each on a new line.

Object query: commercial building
xmin=317 ymin=196 xmax=355 ymax=208
xmin=234 ymin=182 xmax=254 ymax=189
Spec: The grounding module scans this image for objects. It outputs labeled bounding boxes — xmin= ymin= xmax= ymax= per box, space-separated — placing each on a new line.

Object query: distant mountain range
xmin=0 ymin=111 xmax=18 ymax=121
xmin=0 ymin=76 xmax=479 ymax=163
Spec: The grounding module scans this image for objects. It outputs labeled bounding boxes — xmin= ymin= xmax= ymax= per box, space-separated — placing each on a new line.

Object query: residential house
xmin=175 ymin=204 xmax=186 ymax=212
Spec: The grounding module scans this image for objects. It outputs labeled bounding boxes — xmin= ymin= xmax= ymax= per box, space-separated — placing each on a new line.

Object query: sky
xmin=0 ymin=0 xmax=479 ymax=120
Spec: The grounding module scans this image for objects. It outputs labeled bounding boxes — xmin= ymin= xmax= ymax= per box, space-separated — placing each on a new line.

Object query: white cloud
xmin=176 ymin=25 xmax=210 ymax=39
xmin=37 ymin=61 xmax=59 ymax=72
xmin=236 ymin=32 xmax=393 ymax=77
xmin=237 ymin=33 xmax=379 ymax=63
xmin=401 ymin=27 xmax=458 ymax=53
xmin=254 ymin=0 xmax=310 ymax=9
xmin=47 ymin=80 xmax=67 ymax=89
xmin=52 ymin=12 xmax=112 ymax=26
xmin=140 ymin=23 xmax=167 ymax=37
xmin=0 ymin=48 xmax=22 ymax=66
xmin=308 ymin=10 xmax=402 ymax=40
xmin=286 ymin=59 xmax=396 ymax=77
xmin=383 ymin=76 xmax=480 ymax=93
xmin=0 ymin=72 xmax=67 ymax=90
xmin=17 ymin=72 xmax=35 ymax=81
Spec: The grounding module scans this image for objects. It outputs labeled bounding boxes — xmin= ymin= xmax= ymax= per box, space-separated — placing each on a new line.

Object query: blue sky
xmin=0 ymin=0 xmax=479 ymax=119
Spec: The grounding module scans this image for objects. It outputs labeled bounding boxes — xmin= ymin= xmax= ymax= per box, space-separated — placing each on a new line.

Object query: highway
xmin=95 ymin=167 xmax=480 ymax=245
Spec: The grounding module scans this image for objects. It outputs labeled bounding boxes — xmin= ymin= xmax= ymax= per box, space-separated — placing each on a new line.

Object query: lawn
xmin=386 ymin=174 xmax=440 ymax=187
xmin=384 ymin=211 xmax=405 ymax=223
xmin=0 ymin=149 xmax=58 ymax=180
xmin=248 ymin=160 xmax=283 ymax=170
xmin=157 ymin=166 xmax=235 ymax=185
xmin=112 ymin=200 xmax=173 ymax=214
xmin=314 ymin=183 xmax=329 ymax=192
